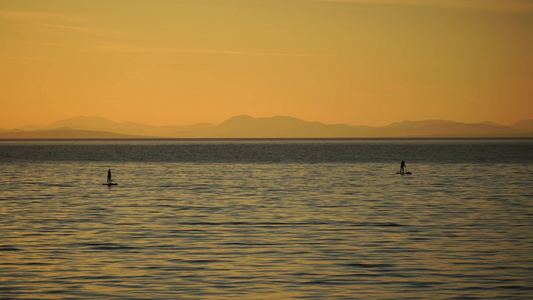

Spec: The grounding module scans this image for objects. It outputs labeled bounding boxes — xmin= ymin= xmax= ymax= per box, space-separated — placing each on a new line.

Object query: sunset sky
xmin=1 ymin=0 xmax=532 ymax=129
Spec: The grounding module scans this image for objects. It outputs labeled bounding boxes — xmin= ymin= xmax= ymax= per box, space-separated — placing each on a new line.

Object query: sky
xmin=1 ymin=0 xmax=532 ymax=128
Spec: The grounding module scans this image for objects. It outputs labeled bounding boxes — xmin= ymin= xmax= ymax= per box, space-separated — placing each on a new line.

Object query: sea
xmin=0 ymin=138 xmax=532 ymax=299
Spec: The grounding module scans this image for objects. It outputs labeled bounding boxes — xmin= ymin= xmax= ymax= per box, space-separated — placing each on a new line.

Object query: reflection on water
xmin=0 ymin=140 xmax=532 ymax=299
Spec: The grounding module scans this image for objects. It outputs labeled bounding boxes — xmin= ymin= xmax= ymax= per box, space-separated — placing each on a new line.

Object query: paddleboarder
xmin=107 ymin=169 xmax=112 ymax=184
xmin=400 ymin=160 xmax=406 ymax=174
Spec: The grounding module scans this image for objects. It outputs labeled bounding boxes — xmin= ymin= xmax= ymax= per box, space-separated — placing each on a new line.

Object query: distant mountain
xmin=5 ymin=115 xmax=533 ymax=139
xmin=27 ymin=116 xmax=216 ymax=137
xmin=178 ymin=115 xmax=372 ymax=138
xmin=0 ymin=128 xmax=146 ymax=139
xmin=511 ymin=119 xmax=533 ymax=132
xmin=45 ymin=116 xmax=118 ymax=130
xmin=176 ymin=116 xmax=531 ymax=138
xmin=369 ymin=120 xmax=529 ymax=137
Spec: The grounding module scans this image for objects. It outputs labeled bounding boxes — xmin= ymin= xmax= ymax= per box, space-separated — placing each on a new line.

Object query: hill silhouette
xmin=2 ymin=116 xmax=532 ymax=139
xmin=0 ymin=128 xmax=146 ymax=139
xmin=183 ymin=115 xmax=371 ymax=138
xmin=511 ymin=120 xmax=533 ymax=132
xmin=369 ymin=120 xmax=527 ymax=137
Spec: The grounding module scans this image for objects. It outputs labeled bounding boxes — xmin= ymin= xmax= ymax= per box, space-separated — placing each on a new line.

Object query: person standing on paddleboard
xmin=400 ymin=160 xmax=406 ymax=174
xmin=107 ymin=169 xmax=112 ymax=184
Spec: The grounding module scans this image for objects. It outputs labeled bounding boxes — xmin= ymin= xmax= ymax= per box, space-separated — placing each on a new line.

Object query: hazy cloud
xmin=387 ymin=85 xmax=408 ymax=91
xmin=0 ymin=9 xmax=118 ymax=38
xmin=0 ymin=9 xmax=95 ymax=23
xmin=298 ymin=0 xmax=533 ymax=13
xmin=91 ymin=44 xmax=317 ymax=57
xmin=5 ymin=56 xmax=50 ymax=61
xmin=41 ymin=23 xmax=122 ymax=37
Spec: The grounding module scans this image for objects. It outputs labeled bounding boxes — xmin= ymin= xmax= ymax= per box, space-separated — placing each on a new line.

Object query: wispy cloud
xmin=0 ymin=9 xmax=119 ymax=38
xmin=92 ymin=44 xmax=318 ymax=57
xmin=387 ymin=85 xmax=408 ymax=91
xmin=41 ymin=23 xmax=122 ymax=37
xmin=5 ymin=56 xmax=50 ymax=61
xmin=298 ymin=0 xmax=533 ymax=13
xmin=0 ymin=9 xmax=94 ymax=23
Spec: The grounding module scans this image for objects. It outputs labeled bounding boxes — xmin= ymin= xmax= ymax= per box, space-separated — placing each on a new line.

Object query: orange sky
xmin=1 ymin=0 xmax=532 ymax=129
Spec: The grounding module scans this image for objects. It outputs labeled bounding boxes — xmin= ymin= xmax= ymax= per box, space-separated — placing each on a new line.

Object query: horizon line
xmin=5 ymin=114 xmax=532 ymax=131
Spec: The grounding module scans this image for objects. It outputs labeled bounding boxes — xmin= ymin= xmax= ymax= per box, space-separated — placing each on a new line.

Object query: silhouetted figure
xmin=400 ymin=160 xmax=406 ymax=174
xmin=107 ymin=169 xmax=112 ymax=184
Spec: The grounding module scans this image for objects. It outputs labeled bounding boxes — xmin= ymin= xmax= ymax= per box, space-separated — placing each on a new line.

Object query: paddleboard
xmin=396 ymin=172 xmax=412 ymax=175
xmin=102 ymin=183 xmax=118 ymax=186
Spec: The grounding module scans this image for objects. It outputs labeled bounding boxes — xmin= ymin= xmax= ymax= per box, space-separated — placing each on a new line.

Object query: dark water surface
xmin=1 ymin=139 xmax=532 ymax=299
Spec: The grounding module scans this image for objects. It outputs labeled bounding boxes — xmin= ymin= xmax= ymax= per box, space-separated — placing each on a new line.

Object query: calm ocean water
xmin=1 ymin=139 xmax=532 ymax=299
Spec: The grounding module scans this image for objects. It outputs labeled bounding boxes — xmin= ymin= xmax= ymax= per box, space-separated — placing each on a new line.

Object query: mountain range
xmin=1 ymin=115 xmax=533 ymax=139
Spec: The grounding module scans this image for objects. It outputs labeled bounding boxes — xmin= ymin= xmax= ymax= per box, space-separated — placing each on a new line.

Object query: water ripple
xmin=0 ymin=140 xmax=532 ymax=299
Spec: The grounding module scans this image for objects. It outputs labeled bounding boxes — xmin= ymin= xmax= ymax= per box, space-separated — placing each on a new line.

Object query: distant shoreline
xmin=1 ymin=137 xmax=532 ymax=142
xmin=4 ymin=116 xmax=532 ymax=139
